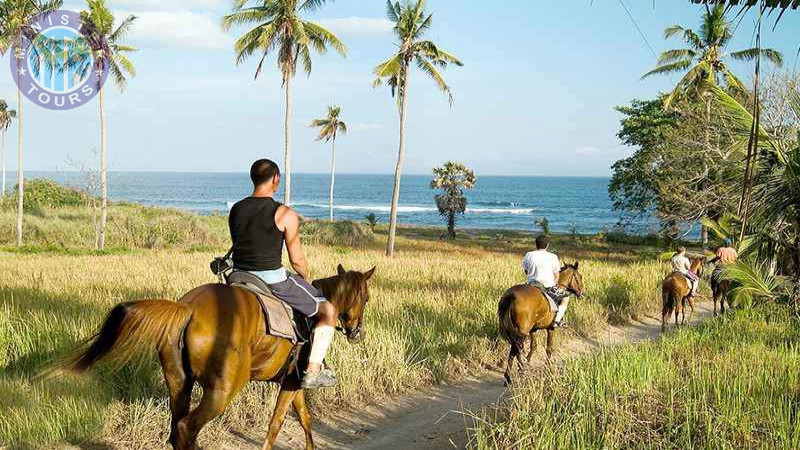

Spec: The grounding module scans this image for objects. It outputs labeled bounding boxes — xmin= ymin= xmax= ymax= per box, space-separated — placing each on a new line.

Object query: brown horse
xmin=497 ymin=262 xmax=585 ymax=385
xmin=54 ymin=264 xmax=375 ymax=450
xmin=661 ymin=257 xmax=704 ymax=332
xmin=711 ymin=268 xmax=732 ymax=316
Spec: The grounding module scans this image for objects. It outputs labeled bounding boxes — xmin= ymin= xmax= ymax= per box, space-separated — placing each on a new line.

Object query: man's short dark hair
xmin=250 ymin=159 xmax=280 ymax=186
xmin=535 ymin=234 xmax=550 ymax=249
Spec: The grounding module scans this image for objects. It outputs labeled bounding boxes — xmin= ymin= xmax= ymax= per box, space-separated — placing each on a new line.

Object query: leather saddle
xmin=226 ymin=271 xmax=312 ymax=344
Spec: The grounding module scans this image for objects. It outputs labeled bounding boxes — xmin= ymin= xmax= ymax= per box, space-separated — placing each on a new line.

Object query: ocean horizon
xmin=20 ymin=171 xmax=660 ymax=235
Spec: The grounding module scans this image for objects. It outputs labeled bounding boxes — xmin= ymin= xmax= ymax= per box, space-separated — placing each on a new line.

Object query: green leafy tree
xmin=0 ymin=99 xmax=16 ymax=196
xmin=80 ymin=0 xmax=137 ymax=250
xmin=0 ymin=0 xmax=63 ymax=246
xmin=310 ymin=105 xmax=346 ymax=221
xmin=430 ymin=161 xmax=475 ymax=240
xmin=535 ymin=216 xmax=550 ymax=235
xmin=643 ymin=5 xmax=782 ymax=250
xmin=373 ymin=0 xmax=463 ymax=256
xmin=222 ymin=0 xmax=346 ymax=206
xmin=609 ymin=97 xmax=679 ymax=225
xmin=364 ymin=213 xmax=378 ymax=232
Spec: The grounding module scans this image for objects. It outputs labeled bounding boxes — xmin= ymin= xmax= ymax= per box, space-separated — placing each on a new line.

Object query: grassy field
xmin=470 ymin=306 xmax=800 ymax=449
xmin=0 ymin=202 xmax=679 ymax=448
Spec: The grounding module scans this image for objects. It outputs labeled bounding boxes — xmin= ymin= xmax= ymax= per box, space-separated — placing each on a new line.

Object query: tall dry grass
xmin=0 ymin=204 xmax=674 ymax=448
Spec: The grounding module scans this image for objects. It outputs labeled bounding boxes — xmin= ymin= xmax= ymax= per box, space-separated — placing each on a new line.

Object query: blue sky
xmin=1 ymin=0 xmax=798 ymax=176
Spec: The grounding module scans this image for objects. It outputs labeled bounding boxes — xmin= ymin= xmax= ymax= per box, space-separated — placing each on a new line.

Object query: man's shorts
xmin=264 ymin=272 xmax=327 ymax=317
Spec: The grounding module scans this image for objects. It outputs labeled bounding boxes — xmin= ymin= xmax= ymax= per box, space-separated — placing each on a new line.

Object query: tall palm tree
xmin=643 ymin=5 xmax=782 ymax=109
xmin=643 ymin=4 xmax=782 ymax=250
xmin=373 ymin=0 xmax=462 ymax=257
xmin=310 ymin=105 xmax=346 ymax=221
xmin=0 ymin=100 xmax=16 ymax=197
xmin=79 ymin=0 xmax=137 ymax=250
xmin=0 ymin=0 xmax=63 ymax=246
xmin=222 ymin=0 xmax=346 ymax=206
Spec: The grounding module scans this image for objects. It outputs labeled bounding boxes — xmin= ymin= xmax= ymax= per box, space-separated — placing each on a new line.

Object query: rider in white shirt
xmin=522 ymin=235 xmax=568 ymax=327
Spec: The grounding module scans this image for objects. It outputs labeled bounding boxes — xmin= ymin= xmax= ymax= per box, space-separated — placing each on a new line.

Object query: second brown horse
xmin=661 ymin=257 xmax=705 ymax=332
xmin=55 ymin=264 xmax=375 ymax=450
xmin=498 ymin=262 xmax=585 ymax=385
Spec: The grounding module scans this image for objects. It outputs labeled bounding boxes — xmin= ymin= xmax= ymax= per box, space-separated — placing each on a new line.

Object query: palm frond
xmin=641 ymin=59 xmax=693 ymax=79
xmin=415 ymin=55 xmax=453 ymax=105
xmin=729 ymin=47 xmax=784 ymax=66
xmin=656 ymin=48 xmax=696 ymax=65
xmin=303 ymin=20 xmax=347 ymax=56
xmin=108 ymin=15 xmax=137 ymax=43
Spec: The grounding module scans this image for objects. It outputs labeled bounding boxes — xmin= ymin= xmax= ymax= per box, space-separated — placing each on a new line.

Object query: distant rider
xmin=228 ymin=159 xmax=337 ymax=389
xmin=709 ymin=238 xmax=738 ymax=282
xmin=522 ymin=235 xmax=568 ymax=327
xmin=671 ymin=246 xmax=699 ymax=298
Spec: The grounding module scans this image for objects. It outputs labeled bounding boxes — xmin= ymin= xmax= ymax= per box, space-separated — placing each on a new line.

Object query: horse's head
xmin=690 ymin=257 xmax=706 ymax=278
xmin=330 ymin=264 xmax=376 ymax=344
xmin=559 ymin=261 xmax=585 ymax=298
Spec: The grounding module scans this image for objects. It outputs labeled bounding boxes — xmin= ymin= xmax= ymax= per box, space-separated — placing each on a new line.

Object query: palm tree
xmin=0 ymin=0 xmax=63 ymax=246
xmin=643 ymin=5 xmax=782 ymax=250
xmin=643 ymin=5 xmax=782 ymax=109
xmin=373 ymin=0 xmax=463 ymax=257
xmin=310 ymin=105 xmax=346 ymax=221
xmin=0 ymin=100 xmax=16 ymax=197
xmin=222 ymin=0 xmax=346 ymax=207
xmin=430 ymin=161 xmax=475 ymax=240
xmin=80 ymin=0 xmax=137 ymax=250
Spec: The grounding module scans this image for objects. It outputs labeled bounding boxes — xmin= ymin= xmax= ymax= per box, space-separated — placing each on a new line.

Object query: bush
xmin=4 ymin=179 xmax=90 ymax=210
xmin=301 ymin=220 xmax=375 ymax=247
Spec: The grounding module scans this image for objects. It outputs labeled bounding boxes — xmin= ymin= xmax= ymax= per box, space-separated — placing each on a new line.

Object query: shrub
xmin=301 ymin=220 xmax=374 ymax=247
xmin=5 ymin=179 xmax=90 ymax=210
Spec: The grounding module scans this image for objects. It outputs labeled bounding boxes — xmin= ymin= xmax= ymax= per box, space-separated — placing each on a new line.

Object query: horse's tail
xmin=53 ymin=300 xmax=193 ymax=374
xmin=498 ymin=289 xmax=527 ymax=350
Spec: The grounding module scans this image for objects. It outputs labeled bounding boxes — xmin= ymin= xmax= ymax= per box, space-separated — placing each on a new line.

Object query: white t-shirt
xmin=672 ymin=254 xmax=691 ymax=273
xmin=522 ymin=249 xmax=561 ymax=288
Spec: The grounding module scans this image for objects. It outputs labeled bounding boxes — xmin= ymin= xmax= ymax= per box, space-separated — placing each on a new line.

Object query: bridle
xmin=558 ymin=268 xmax=584 ymax=298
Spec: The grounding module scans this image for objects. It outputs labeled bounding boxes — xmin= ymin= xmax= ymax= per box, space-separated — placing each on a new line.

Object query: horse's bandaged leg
xmin=309 ymin=325 xmax=335 ymax=365
xmin=555 ymin=297 xmax=570 ymax=323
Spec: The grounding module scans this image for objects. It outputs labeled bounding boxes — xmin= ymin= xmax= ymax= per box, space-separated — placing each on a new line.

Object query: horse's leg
xmin=159 ymin=343 xmax=193 ymax=449
xmin=526 ymin=331 xmax=538 ymax=364
xmin=687 ymin=296 xmax=696 ymax=324
xmin=713 ymin=288 xmax=719 ymax=316
xmin=504 ymin=344 xmax=520 ymax=386
xmin=178 ymin=359 xmax=249 ymax=449
xmin=545 ymin=330 xmax=556 ymax=360
xmin=263 ymin=380 xmax=300 ymax=450
xmin=292 ymin=389 xmax=314 ymax=450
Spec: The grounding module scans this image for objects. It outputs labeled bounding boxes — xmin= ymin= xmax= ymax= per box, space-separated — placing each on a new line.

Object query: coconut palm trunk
xmin=329 ymin=136 xmax=336 ymax=221
xmin=15 ymin=84 xmax=23 ymax=247
xmin=283 ymin=75 xmax=292 ymax=206
xmin=2 ymin=131 xmax=6 ymax=196
xmin=387 ymin=68 xmax=410 ymax=257
xmin=98 ymin=87 xmax=108 ymax=249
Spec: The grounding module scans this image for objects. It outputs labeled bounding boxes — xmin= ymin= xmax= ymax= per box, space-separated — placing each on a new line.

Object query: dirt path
xmin=224 ymin=301 xmax=714 ymax=450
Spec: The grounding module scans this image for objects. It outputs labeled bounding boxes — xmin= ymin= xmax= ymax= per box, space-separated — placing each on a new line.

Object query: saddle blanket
xmin=227 ymin=271 xmax=303 ymax=343
xmin=527 ymin=282 xmax=561 ymax=312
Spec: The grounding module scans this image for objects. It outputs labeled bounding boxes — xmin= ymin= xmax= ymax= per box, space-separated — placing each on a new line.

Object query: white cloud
xmin=316 ymin=17 xmax=393 ymax=36
xmin=116 ymin=10 xmax=232 ymax=50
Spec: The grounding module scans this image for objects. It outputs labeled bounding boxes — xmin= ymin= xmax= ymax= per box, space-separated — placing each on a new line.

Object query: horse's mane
xmin=312 ymin=272 xmax=365 ymax=312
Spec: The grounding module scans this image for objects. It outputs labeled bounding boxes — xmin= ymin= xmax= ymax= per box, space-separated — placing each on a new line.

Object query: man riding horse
xmin=671 ymin=246 xmax=699 ymax=300
xmin=710 ymin=238 xmax=738 ymax=315
xmin=522 ymin=235 xmax=569 ymax=327
xmin=228 ymin=158 xmax=338 ymax=389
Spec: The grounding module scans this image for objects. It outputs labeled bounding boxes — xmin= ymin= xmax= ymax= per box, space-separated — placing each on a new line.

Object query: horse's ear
xmin=573 ymin=261 xmax=579 ymax=270
xmin=337 ymin=264 xmax=346 ymax=275
xmin=363 ymin=266 xmax=376 ymax=281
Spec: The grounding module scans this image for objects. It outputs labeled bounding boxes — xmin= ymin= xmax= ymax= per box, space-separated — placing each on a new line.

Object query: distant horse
xmin=54 ymin=264 xmax=375 ymax=450
xmin=497 ymin=263 xmax=585 ymax=385
xmin=711 ymin=267 xmax=732 ymax=316
xmin=661 ymin=257 xmax=705 ymax=332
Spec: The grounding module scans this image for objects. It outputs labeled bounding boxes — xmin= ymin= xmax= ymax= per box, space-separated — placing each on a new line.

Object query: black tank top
xmin=228 ymin=197 xmax=285 ymax=271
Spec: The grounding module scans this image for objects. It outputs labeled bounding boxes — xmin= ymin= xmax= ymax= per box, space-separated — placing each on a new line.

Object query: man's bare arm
xmin=277 ymin=206 xmax=310 ymax=279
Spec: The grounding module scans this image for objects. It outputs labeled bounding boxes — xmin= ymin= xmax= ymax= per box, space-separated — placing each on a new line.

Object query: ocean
xmin=25 ymin=172 xmax=656 ymax=234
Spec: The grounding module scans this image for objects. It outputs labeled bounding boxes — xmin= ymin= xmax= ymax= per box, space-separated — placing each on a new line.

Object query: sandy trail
xmin=223 ymin=300 xmax=714 ymax=450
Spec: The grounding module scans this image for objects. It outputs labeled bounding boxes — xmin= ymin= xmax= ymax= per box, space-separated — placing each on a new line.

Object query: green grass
xmin=470 ymin=306 xmax=800 ymax=449
xmin=0 ymin=203 xmax=684 ymax=448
